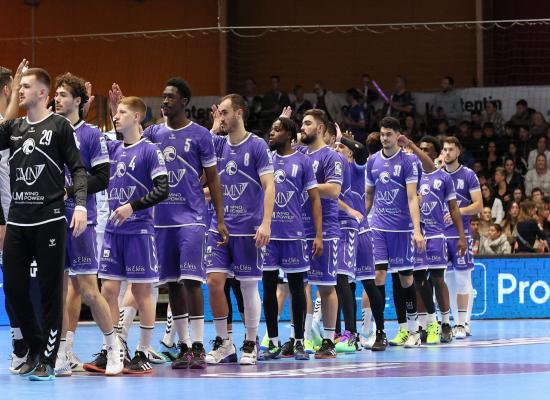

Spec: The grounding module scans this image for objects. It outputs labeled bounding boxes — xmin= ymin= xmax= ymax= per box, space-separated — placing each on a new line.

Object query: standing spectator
xmin=494 ymin=167 xmax=510 ymax=204
xmin=516 ymin=200 xmax=547 ymax=253
xmin=527 ymin=136 xmax=550 ymax=170
xmin=260 ymin=75 xmax=290 ymax=131
xmin=313 ymin=81 xmax=344 ymax=124
xmin=290 ymin=84 xmax=312 ymax=126
xmin=479 ymin=207 xmax=493 ymax=238
xmin=479 ymin=224 xmax=512 ymax=255
xmin=471 ymin=215 xmax=481 ymax=255
xmin=482 ymin=100 xmax=505 ymax=136
xmin=508 ymin=99 xmax=534 ymax=129
xmin=503 ymin=158 xmax=524 ymax=193
xmin=342 ymin=88 xmax=367 ymax=143
xmin=482 ymin=184 xmax=505 ymax=224
xmin=501 ymin=201 xmax=520 ymax=247
xmin=530 ymin=112 xmax=548 ymax=139
xmin=432 ymin=76 xmax=461 ymax=129
xmin=525 ymin=153 xmax=550 ymax=196
xmin=383 ymin=75 xmax=415 ymax=123
xmin=242 ymin=78 xmax=262 ymax=132
xmin=357 ymin=73 xmax=379 ymax=118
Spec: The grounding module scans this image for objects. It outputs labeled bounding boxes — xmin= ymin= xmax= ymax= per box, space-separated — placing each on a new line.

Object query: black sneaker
xmin=419 ymin=327 xmax=428 ymax=344
xmin=441 ymin=323 xmax=453 ymax=343
xmin=119 ymin=337 xmax=132 ymax=365
xmin=294 ymin=341 xmax=309 ymax=360
xmin=19 ymin=353 xmax=39 ymax=377
xmin=262 ymin=341 xmax=282 ymax=360
xmin=83 ymin=349 xmax=107 ymax=373
xmin=28 ymin=362 xmax=55 ymax=381
xmin=124 ymin=351 xmax=153 ymax=375
xmin=314 ymin=339 xmax=336 ymax=359
xmin=171 ymin=342 xmax=191 ymax=369
xmin=281 ymin=338 xmax=295 ymax=358
xmin=189 ymin=342 xmax=207 ymax=369
xmin=371 ymin=330 xmax=388 ymax=352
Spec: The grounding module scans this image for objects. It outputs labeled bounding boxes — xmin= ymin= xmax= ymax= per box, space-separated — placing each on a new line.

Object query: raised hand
xmin=82 ymin=81 xmax=96 ymax=118
xmin=210 ymin=104 xmax=223 ymax=133
xmin=279 ymin=106 xmax=292 ymax=119
xmin=108 ymin=83 xmax=124 ymax=115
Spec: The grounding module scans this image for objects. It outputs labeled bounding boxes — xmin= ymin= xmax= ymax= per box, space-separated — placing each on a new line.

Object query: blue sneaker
xmin=158 ymin=340 xmax=179 ymax=362
xmin=28 ymin=362 xmax=55 ymax=381
xmin=19 ymin=354 xmax=39 ymax=377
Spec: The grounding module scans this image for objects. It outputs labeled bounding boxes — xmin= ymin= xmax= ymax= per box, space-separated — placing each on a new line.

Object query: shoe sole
xmin=122 ymin=369 xmax=153 ymax=375
xmin=388 ymin=341 xmax=406 ymax=346
xmin=314 ymin=354 xmax=336 ymax=359
xmin=19 ymin=366 xmax=39 ymax=377
xmin=28 ymin=374 xmax=55 ymax=381
xmin=371 ymin=347 xmax=387 ymax=352
xmin=55 ymin=371 xmax=72 ymax=377
xmin=294 ymin=355 xmax=310 ymax=360
xmin=189 ymin=361 xmax=207 ymax=370
xmin=171 ymin=363 xmax=190 ymax=369
xmin=71 ymin=366 xmax=86 ymax=372
xmin=83 ymin=364 xmax=106 ymax=373
xmin=105 ymin=367 xmax=124 ymax=376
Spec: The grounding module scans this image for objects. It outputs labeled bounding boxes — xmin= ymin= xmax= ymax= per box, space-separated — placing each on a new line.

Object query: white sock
xmin=104 ymin=328 xmax=116 ymax=347
xmin=458 ymin=309 xmax=468 ymax=326
xmin=162 ymin=311 xmax=175 ymax=346
xmin=313 ymin=297 xmax=322 ymax=323
xmin=399 ymin=322 xmax=407 ymax=331
xmin=240 ymin=280 xmax=261 ymax=341
xmin=66 ymin=330 xmax=75 ymax=352
xmin=427 ymin=313 xmax=436 ymax=324
xmin=138 ymin=325 xmax=154 ymax=350
xmin=304 ymin=314 xmax=313 ymax=340
xmin=120 ymin=306 xmax=137 ymax=341
xmin=407 ymin=312 xmax=419 ymax=332
xmin=467 ymin=288 xmax=474 ymax=324
xmin=173 ymin=314 xmax=190 ymax=345
xmin=418 ymin=312 xmax=427 ymax=330
xmin=323 ymin=327 xmax=335 ymax=341
xmin=446 ymin=271 xmax=459 ymax=324
xmin=441 ymin=310 xmax=451 ymax=325
xmin=11 ymin=327 xmax=23 ymax=341
xmin=214 ymin=317 xmax=229 ymax=340
xmin=362 ymin=308 xmax=372 ymax=334
xmin=58 ymin=339 xmax=67 ymax=357
xmin=189 ymin=315 xmax=204 ymax=344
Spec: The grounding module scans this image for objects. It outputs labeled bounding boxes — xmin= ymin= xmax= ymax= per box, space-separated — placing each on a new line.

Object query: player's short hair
xmin=442 ymin=136 xmax=463 ymax=150
xmin=275 ymin=117 xmax=297 ymax=141
xmin=22 ymin=68 xmax=51 ymax=91
xmin=326 ymin=122 xmax=337 ymax=137
xmin=219 ymin=93 xmax=247 ymax=113
xmin=304 ymin=109 xmax=328 ymax=130
xmin=0 ymin=67 xmax=12 ymax=90
xmin=120 ymin=96 xmax=147 ymax=120
xmin=419 ymin=135 xmax=441 ymax=155
xmin=55 ymin=73 xmax=89 ymax=114
xmin=366 ymin=131 xmax=382 ymax=155
xmin=379 ymin=116 xmax=401 ymax=132
xmin=166 ymin=77 xmax=191 ymax=101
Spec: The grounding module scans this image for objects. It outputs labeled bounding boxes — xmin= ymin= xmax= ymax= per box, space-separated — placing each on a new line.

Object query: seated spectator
xmin=527 ymin=136 xmax=550 ymax=170
xmin=403 ymin=115 xmax=420 ymax=142
xmin=478 ymin=173 xmax=490 ymax=187
xmin=382 ymin=75 xmax=415 ymax=124
xmin=436 ymin=120 xmax=449 ymax=136
xmin=260 ymin=74 xmax=291 ymax=131
xmin=482 ymin=184 xmax=504 ymax=224
xmin=459 ymin=145 xmax=475 ymax=169
xmin=512 ymin=187 xmax=526 ymax=205
xmin=516 ymin=200 xmax=547 ymax=253
xmin=503 ymin=142 xmax=528 ymax=175
xmin=482 ymin=100 xmax=505 ymax=136
xmin=470 ymin=126 xmax=487 ymax=161
xmin=501 ymin=122 xmax=517 ymax=149
xmin=493 ymin=167 xmax=510 ymax=204
xmin=479 ymin=206 xmax=493 ymax=238
xmin=517 ymin=125 xmax=534 ymax=161
xmin=503 ymin=158 xmax=524 ymax=193
xmin=536 ymin=202 xmax=550 ymax=244
xmin=531 ymin=187 xmax=544 ymax=203
xmin=470 ymin=110 xmax=483 ymax=129
xmin=531 ymin=111 xmax=548 ymax=139
xmin=508 ymin=99 xmax=534 ymax=129
xmin=525 ymin=154 xmax=550 ymax=196
xmin=484 ymin=141 xmax=501 ymax=175
xmin=290 ymin=84 xmax=312 ymax=126
xmin=471 ymin=215 xmax=481 ymax=255
xmin=501 ymin=201 xmax=520 ymax=247
xmin=242 ymin=78 xmax=263 ymax=132
xmin=313 ymin=80 xmax=344 ymax=124
xmin=472 ymin=161 xmax=484 ymax=175
xmin=479 ymin=223 xmax=512 ymax=255
xmin=432 ymin=76 xmax=461 ymax=129
xmin=456 ymin=120 xmax=472 ymax=144
xmin=343 ymin=88 xmax=367 ymax=143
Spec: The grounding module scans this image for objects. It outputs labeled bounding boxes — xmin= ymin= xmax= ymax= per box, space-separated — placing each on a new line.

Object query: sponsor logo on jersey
xmin=109 ymin=186 xmax=136 ymax=204
xmin=420 ymin=201 xmax=438 ymax=215
xmin=22 ymin=138 xmax=35 ymax=155
xmin=223 ymin=183 xmax=248 ymax=201
xmin=275 ymin=190 xmax=295 ymax=208
xmin=168 ymin=169 xmax=186 ymax=187
xmin=274 ymin=169 xmax=286 ymax=184
xmin=225 ymin=160 xmax=238 ymax=176
xmin=163 ymin=146 xmax=177 ymax=162
xmin=115 ymin=162 xmax=126 ymax=177
xmin=376 ymin=188 xmax=399 ymax=205
xmin=379 ymin=171 xmax=391 ymax=184
xmin=419 ymin=183 xmax=430 ymax=196
xmin=15 ymin=164 xmax=45 ymax=186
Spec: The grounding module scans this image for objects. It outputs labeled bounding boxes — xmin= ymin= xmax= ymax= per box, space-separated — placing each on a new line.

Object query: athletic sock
xmin=104 ymin=328 xmax=116 ymax=347
xmin=138 ymin=325 xmax=154 ymax=351
xmin=323 ymin=327 xmax=336 ymax=341
xmin=189 ymin=315 xmax=204 ymax=344
xmin=173 ymin=314 xmax=190 ymax=345
xmin=162 ymin=311 xmax=175 ymax=346
xmin=418 ymin=312 xmax=427 ymax=330
xmin=213 ymin=316 xmax=229 ymax=340
xmin=304 ymin=314 xmax=313 ymax=340
xmin=313 ymin=297 xmax=322 ymax=323
xmin=441 ymin=309 xmax=451 ymax=325
xmin=362 ymin=308 xmax=372 ymax=335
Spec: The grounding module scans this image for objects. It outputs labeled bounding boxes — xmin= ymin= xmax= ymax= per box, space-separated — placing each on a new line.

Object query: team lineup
xmin=0 ymin=61 xmax=480 ymax=381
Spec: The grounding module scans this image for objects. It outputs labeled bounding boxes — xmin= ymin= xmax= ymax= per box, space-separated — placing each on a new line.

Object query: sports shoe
xmin=124 ymin=351 xmax=153 ymax=375
xmin=19 ymin=354 xmax=39 ymax=377
xmin=205 ymin=337 xmax=237 ymax=364
xmin=67 ymin=350 xmax=85 ymax=372
xmin=389 ymin=327 xmax=409 ymax=346
xmin=304 ymin=339 xmax=315 ymax=354
xmin=172 ymin=342 xmax=191 ymax=369
xmin=260 ymin=334 xmax=270 ymax=351
xmin=440 ymin=323 xmax=453 ymax=343
xmin=239 ymin=340 xmax=257 ymax=365
xmin=262 ymin=341 xmax=282 ymax=360
xmin=360 ymin=332 xmax=376 ymax=350
xmin=426 ymin=321 xmax=440 ymax=345
xmin=404 ymin=330 xmax=421 ymax=348
xmin=335 ymin=334 xmax=359 ymax=353
xmin=419 ymin=327 xmax=427 ymax=344
xmin=294 ymin=341 xmax=310 ymax=360
xmin=371 ymin=330 xmax=387 ymax=352
xmin=105 ymin=337 xmax=124 ymax=376
xmin=83 ymin=349 xmax=107 ymax=373
xmin=465 ymin=322 xmax=472 ymax=337
xmin=146 ymin=347 xmax=166 ymax=364
xmin=256 ymin=337 xmax=264 ymax=361
xmin=9 ymin=350 xmax=28 ymax=374
xmin=314 ymin=338 xmax=336 ymax=359
xmin=189 ymin=342 xmax=207 ymax=369
xmin=454 ymin=325 xmax=467 ymax=339
xmin=158 ymin=340 xmax=179 ymax=362
xmin=28 ymin=362 xmax=55 ymax=381
xmin=281 ymin=338 xmax=295 ymax=358
xmin=119 ymin=337 xmax=132 ymax=365
xmin=54 ymin=353 xmax=72 ymax=377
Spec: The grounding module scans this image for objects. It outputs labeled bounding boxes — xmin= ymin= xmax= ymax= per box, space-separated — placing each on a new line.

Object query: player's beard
xmin=269 ymin=141 xmax=283 ymax=151
xmin=445 ymin=157 xmax=458 ymax=165
xmin=300 ymin=131 xmax=315 ymax=145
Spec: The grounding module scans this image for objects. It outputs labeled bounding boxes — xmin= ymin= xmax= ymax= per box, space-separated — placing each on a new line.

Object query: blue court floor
xmin=2 ymin=320 xmax=550 ymax=400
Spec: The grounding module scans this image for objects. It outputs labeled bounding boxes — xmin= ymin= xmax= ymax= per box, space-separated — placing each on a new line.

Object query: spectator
xmin=482 ymin=184 xmax=504 ymax=224
xmin=517 ymin=126 xmax=534 ymax=162
xmin=313 ymin=80 xmax=344 ymax=124
xmin=531 ymin=112 xmax=548 ymax=139
xmin=482 ymin=100 xmax=505 ymax=136
xmin=536 ymin=202 xmax=550 ymax=243
xmin=484 ymin=141 xmax=501 ymax=175
xmin=343 ymin=88 xmax=367 ymax=143
xmin=472 ymin=161 xmax=484 ymax=175
xmin=290 ymin=84 xmax=312 ymax=126
xmin=527 ymin=136 xmax=550 ymax=170
xmin=504 ymin=142 xmax=528 ymax=175
xmin=503 ymin=158 xmax=524 ymax=193
xmin=403 ymin=115 xmax=420 ymax=142
xmin=456 ymin=120 xmax=472 ymax=144
xmin=432 ymin=76 xmax=461 ymax=128
xmin=516 ymin=200 xmax=547 ymax=253
xmin=470 ymin=126 xmax=487 ymax=161
xmin=436 ymin=120 xmax=449 ymax=136
xmin=471 ymin=215 xmax=481 ymax=255
xmin=479 ymin=206 xmax=493 ymax=237
xmin=260 ymin=74 xmax=291 ymax=131
xmin=358 ymin=73 xmax=379 ymax=114
xmin=508 ymin=99 xmax=534 ymax=129
xmin=501 ymin=201 xmax=520 ymax=247
xmin=242 ymin=78 xmax=263 ymax=132
xmin=479 ymin=223 xmax=512 ymax=255
xmin=470 ymin=110 xmax=483 ymax=129
xmin=525 ymin=153 xmax=550 ymax=196
xmin=494 ymin=167 xmax=510 ymax=204
xmin=383 ymin=75 xmax=415 ymax=123
xmin=459 ymin=145 xmax=476 ymax=169
xmin=530 ymin=187 xmax=544 ymax=203
xmin=501 ymin=122 xmax=517 ymax=149
xmin=512 ymin=187 xmax=526 ymax=205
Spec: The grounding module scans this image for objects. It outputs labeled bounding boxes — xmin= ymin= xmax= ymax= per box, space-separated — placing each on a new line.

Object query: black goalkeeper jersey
xmin=0 ymin=113 xmax=87 ymax=225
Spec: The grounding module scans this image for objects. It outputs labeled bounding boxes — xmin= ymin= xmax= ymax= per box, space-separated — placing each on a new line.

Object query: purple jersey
xmin=271 ymin=151 xmax=317 ymax=239
xmin=211 ymin=133 xmax=274 ymax=235
xmin=298 ymin=145 xmax=343 ymax=239
xmin=444 ymin=165 xmax=481 ymax=237
xmin=351 ymin=162 xmax=369 ymax=232
xmin=65 ymin=121 xmax=109 ymax=225
xmin=366 ymin=149 xmax=420 ymax=232
xmin=337 ymin=155 xmax=358 ymax=229
xmin=105 ymin=139 xmax=167 ymax=235
xmin=419 ymin=169 xmax=456 ymax=237
xmin=144 ymin=122 xmax=217 ymax=227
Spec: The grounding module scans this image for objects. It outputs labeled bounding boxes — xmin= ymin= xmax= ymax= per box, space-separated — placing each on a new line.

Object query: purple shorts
xmin=205 ymin=232 xmax=264 ymax=281
xmin=98 ymin=232 xmax=159 ymax=283
xmin=338 ymin=228 xmax=358 ymax=279
xmin=446 ymin=236 xmax=474 ymax=271
xmin=356 ymin=230 xmax=375 ymax=281
xmin=414 ymin=236 xmax=448 ymax=270
xmin=306 ymin=238 xmax=339 ymax=286
xmin=156 ymin=225 xmax=206 ymax=284
xmin=263 ymin=239 xmax=309 ymax=273
xmin=65 ymin=225 xmax=99 ymax=275
xmin=371 ymin=230 xmax=414 ymax=272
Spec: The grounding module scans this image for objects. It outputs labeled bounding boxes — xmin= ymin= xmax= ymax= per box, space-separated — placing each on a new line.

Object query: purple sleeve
xmin=89 ymin=128 xmax=110 ymax=167
xmin=303 ymin=157 xmax=318 ymax=190
xmin=403 ymin=154 xmax=420 ymax=185
xmin=468 ymin=169 xmax=481 ymax=193
xmin=365 ymin=155 xmax=375 ymax=187
xmin=254 ymin=138 xmax=274 ymax=176
xmin=143 ymin=124 xmax=156 ymax=142
xmin=199 ymin=132 xmax=217 ymax=168
xmin=324 ymin=151 xmax=343 ymax=185
xmin=147 ymin=143 xmax=168 ymax=179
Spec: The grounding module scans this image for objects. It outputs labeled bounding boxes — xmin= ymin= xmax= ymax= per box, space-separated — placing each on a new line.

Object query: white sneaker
xmin=9 ymin=351 xmax=28 ymax=374
xmin=464 ymin=323 xmax=472 ymax=337
xmin=67 ymin=350 xmax=85 ymax=372
xmin=404 ymin=331 xmax=421 ymax=348
xmin=55 ymin=353 xmax=73 ymax=377
xmin=239 ymin=340 xmax=257 ymax=365
xmin=105 ymin=337 xmax=124 ymax=376
xmin=454 ymin=325 xmax=467 ymax=339
xmin=146 ymin=347 xmax=166 ymax=364
xmin=205 ymin=337 xmax=237 ymax=364
xmin=359 ymin=333 xmax=376 ymax=349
